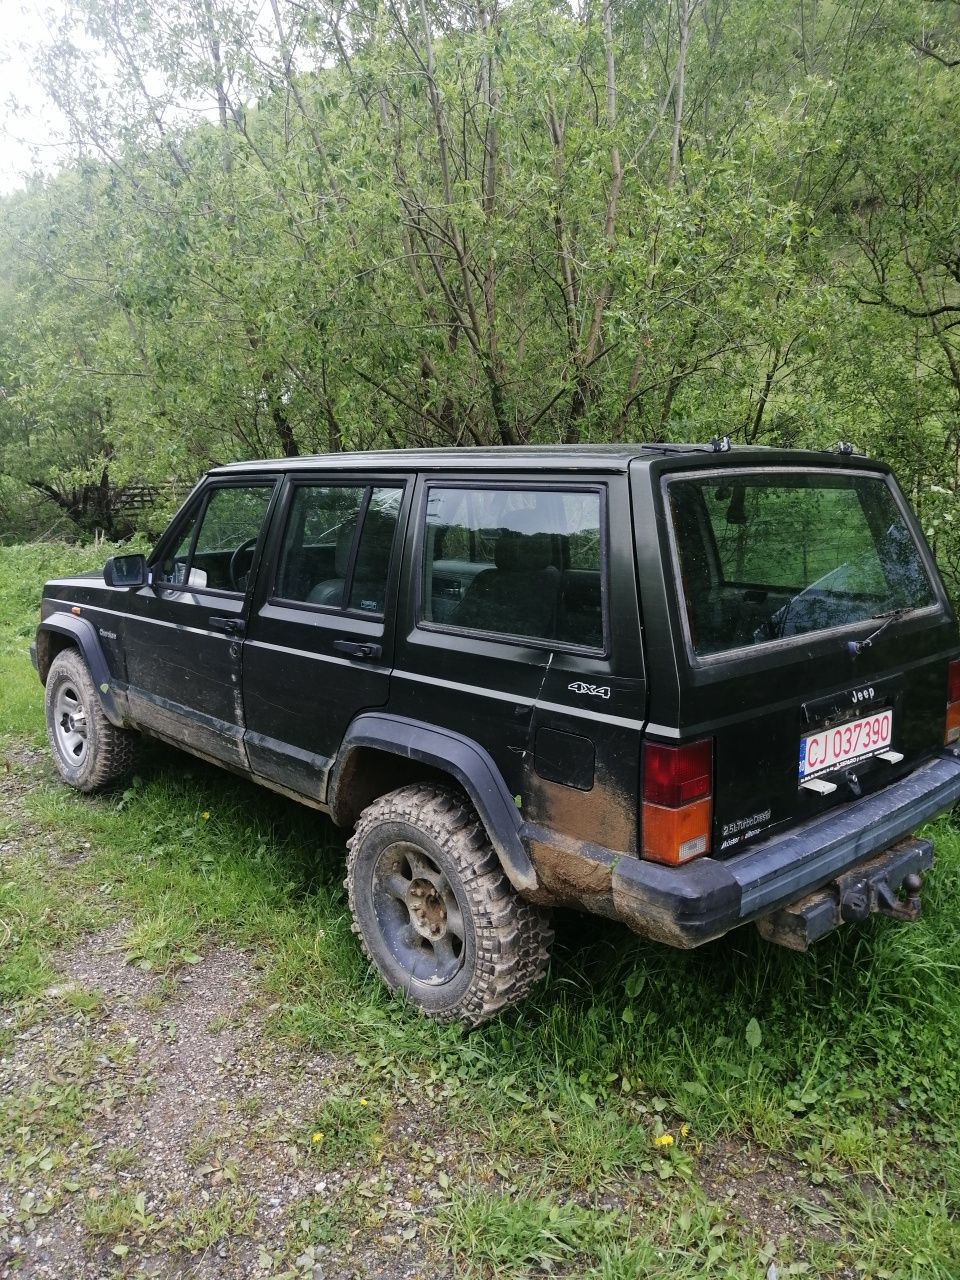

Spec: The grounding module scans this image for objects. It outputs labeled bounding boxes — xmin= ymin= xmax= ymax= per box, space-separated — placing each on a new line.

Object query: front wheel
xmin=44 ymin=648 xmax=138 ymax=792
xmin=346 ymin=784 xmax=553 ymax=1027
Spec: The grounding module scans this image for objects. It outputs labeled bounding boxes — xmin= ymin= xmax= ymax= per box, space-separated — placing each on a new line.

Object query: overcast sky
xmin=0 ymin=0 xmax=72 ymax=193
xmin=0 ymin=0 xmax=275 ymax=194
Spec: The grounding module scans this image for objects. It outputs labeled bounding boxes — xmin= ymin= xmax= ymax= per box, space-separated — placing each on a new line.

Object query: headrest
xmin=494 ymin=530 xmax=552 ymax=573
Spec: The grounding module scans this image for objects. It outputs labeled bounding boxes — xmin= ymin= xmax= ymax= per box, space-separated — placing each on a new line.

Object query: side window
xmin=276 ymin=485 xmax=366 ymax=604
xmin=155 ymin=485 xmax=273 ymax=592
xmin=275 ymin=483 xmax=403 ymax=613
xmin=421 ymin=486 xmax=605 ymax=649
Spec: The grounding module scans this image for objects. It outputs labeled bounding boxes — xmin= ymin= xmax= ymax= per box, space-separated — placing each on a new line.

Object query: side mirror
xmin=104 ymin=554 xmax=148 ymax=589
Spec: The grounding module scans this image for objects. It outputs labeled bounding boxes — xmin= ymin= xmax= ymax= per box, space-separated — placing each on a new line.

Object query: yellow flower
xmin=679 ymin=1123 xmax=690 ymax=1139
xmin=202 ymin=811 xmax=210 ymax=821
xmin=653 ymin=1133 xmax=674 ymax=1149
xmin=311 ymin=1131 xmax=324 ymax=1143
xmin=359 ymin=1098 xmax=369 ymax=1107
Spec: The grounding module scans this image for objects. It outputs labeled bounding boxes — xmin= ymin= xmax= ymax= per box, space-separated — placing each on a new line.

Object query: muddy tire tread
xmin=346 ymin=783 xmax=553 ymax=1027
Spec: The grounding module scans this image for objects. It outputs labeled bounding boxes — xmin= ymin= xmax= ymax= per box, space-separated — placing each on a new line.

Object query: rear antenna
xmin=709 ymin=435 xmax=731 ymax=453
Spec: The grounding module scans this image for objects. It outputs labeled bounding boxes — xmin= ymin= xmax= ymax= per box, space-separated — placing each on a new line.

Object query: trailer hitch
xmin=874 ymin=872 xmax=923 ymax=922
xmin=756 ymin=838 xmax=932 ymax=951
xmin=839 ymin=869 xmax=923 ymax=923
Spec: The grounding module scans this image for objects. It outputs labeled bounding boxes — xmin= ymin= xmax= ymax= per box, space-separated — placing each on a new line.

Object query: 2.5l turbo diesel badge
xmin=720 ymin=808 xmax=772 ymax=851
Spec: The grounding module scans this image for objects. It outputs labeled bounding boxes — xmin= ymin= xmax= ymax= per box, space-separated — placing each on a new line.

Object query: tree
xmin=0 ymin=0 xmax=958 ymax=574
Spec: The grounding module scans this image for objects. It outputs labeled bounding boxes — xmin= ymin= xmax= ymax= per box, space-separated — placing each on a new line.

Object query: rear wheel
xmin=44 ymin=648 xmax=138 ymax=792
xmin=346 ymin=784 xmax=553 ymax=1027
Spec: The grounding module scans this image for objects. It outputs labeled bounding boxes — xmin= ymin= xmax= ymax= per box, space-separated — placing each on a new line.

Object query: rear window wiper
xmin=847 ymin=606 xmax=916 ymax=656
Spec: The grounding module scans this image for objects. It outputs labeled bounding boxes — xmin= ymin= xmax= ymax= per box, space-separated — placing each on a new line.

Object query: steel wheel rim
xmin=53 ymin=682 xmax=89 ymax=765
xmin=372 ymin=841 xmax=466 ymax=985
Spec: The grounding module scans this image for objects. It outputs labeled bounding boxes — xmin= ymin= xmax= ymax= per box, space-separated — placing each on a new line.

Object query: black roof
xmin=209 ymin=442 xmax=877 ymax=477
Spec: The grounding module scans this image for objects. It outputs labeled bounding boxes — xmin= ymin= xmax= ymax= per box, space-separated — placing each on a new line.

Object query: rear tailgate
xmin=632 ymin=454 xmax=960 ymax=858
xmin=693 ymin=617 xmax=952 ymax=855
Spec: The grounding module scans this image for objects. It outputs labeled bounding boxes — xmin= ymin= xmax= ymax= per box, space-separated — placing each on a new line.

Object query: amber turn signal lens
xmin=641 ymin=796 xmax=713 ymax=866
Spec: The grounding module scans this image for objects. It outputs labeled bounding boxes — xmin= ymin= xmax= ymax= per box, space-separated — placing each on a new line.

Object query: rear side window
xmin=668 ymin=471 xmax=938 ymax=657
xmin=275 ymin=484 xmax=403 ymax=613
xmin=421 ymin=485 xmax=605 ymax=649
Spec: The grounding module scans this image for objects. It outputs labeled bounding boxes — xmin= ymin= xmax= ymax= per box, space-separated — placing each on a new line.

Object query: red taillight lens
xmin=642 ymin=739 xmax=713 ymax=866
xmin=947 ymin=660 xmax=960 ymax=745
xmin=643 ymin=739 xmax=713 ymax=808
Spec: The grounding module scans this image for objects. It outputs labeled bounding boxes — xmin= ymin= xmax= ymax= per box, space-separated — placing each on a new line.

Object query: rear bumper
xmin=611 ymin=750 xmax=960 ymax=947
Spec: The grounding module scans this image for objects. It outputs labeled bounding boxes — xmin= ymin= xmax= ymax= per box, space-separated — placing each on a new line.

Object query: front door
xmin=241 ymin=475 xmax=410 ymax=802
xmin=123 ymin=480 xmax=278 ymax=767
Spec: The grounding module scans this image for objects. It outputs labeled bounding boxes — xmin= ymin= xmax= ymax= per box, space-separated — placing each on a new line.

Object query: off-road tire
xmin=346 ymin=783 xmax=553 ymax=1027
xmin=44 ymin=648 xmax=138 ymax=792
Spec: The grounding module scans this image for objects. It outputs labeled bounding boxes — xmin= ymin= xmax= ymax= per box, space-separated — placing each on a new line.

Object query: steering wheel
xmin=229 ymin=537 xmax=258 ymax=591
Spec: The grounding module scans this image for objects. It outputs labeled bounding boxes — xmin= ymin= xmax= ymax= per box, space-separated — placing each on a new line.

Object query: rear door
xmin=241 ymin=474 xmax=410 ymax=802
xmin=635 ymin=459 xmax=959 ymax=856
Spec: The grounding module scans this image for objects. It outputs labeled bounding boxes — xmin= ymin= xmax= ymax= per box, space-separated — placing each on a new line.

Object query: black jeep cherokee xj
xmin=32 ymin=444 xmax=960 ymax=1025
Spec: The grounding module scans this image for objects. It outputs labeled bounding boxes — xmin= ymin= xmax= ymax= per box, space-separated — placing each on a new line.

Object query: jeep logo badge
xmin=568 ymin=681 xmax=611 ymax=700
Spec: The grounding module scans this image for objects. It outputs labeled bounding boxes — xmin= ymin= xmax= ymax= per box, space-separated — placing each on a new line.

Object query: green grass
xmin=173 ymin=1191 xmax=257 ymax=1252
xmin=306 ymin=1093 xmax=386 ymax=1168
xmin=82 ymin=1188 xmax=157 ymax=1239
xmin=3 ymin=542 xmax=960 ymax=1276
xmin=437 ymin=1186 xmax=796 ymax=1279
xmin=0 ymin=849 xmax=105 ymax=1000
xmin=0 ymin=542 xmax=115 ymax=743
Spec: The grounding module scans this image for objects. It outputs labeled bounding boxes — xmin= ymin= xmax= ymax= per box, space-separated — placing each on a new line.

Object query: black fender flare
xmin=329 ymin=712 xmax=538 ymax=894
xmin=35 ymin=614 xmax=125 ymax=727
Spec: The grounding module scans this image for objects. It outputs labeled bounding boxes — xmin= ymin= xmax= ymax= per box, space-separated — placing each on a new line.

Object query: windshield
xmin=667 ymin=470 xmax=939 ymax=658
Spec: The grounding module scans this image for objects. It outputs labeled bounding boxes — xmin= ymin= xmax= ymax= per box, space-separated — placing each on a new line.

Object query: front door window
xmin=155 ymin=485 xmax=274 ymax=592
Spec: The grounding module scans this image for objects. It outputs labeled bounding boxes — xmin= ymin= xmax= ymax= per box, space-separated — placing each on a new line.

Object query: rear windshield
xmin=667 ymin=470 xmax=938 ymax=658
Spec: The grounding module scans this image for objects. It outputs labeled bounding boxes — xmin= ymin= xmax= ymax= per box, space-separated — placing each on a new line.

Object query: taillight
xmin=946 ymin=659 xmax=960 ymax=744
xmin=642 ymin=739 xmax=713 ymax=865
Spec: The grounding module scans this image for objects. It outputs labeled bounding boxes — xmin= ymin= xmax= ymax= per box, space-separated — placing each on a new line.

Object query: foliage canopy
xmin=0 ymin=0 xmax=958 ymax=582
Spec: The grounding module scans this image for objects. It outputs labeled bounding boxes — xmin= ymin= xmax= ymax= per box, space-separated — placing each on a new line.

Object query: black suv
xmin=32 ymin=445 xmax=960 ymax=1025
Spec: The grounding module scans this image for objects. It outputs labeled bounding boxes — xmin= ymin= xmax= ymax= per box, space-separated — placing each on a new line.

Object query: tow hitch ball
xmin=839 ymin=872 xmax=923 ymax=924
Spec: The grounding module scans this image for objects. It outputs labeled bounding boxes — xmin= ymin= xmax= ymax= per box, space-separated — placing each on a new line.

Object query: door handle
xmin=333 ymin=639 xmax=381 ymax=661
xmin=209 ymin=616 xmax=246 ymax=636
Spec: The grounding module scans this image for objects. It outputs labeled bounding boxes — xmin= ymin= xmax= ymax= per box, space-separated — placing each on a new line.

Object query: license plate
xmin=799 ymin=710 xmax=893 ymax=779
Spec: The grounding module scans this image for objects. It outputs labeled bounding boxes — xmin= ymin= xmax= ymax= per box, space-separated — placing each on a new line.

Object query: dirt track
xmin=0 ymin=749 xmax=441 ymax=1279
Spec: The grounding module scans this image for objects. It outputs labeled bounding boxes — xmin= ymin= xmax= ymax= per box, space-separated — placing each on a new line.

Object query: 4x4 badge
xmin=568 ymin=681 xmax=611 ymax=700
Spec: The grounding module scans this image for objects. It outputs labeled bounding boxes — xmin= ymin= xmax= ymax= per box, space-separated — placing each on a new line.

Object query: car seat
xmin=308 ymin=521 xmax=355 ymax=607
xmin=452 ymin=529 xmax=561 ymax=640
